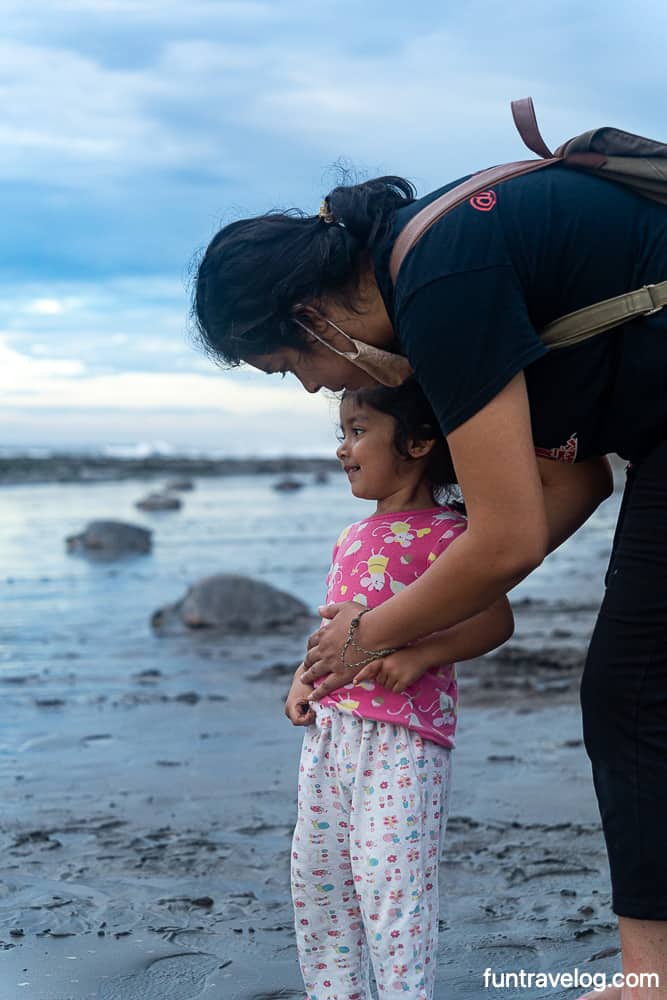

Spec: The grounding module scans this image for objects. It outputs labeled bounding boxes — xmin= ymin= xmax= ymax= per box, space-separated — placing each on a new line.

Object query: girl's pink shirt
xmin=319 ymin=505 xmax=467 ymax=749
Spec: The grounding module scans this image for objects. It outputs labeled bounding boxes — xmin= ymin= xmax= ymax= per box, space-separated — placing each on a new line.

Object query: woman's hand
xmin=301 ymin=601 xmax=369 ymax=693
xmin=284 ymin=663 xmax=317 ymax=726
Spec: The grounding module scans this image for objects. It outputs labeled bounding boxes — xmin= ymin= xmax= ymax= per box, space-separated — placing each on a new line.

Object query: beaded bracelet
xmin=340 ymin=607 xmax=400 ymax=670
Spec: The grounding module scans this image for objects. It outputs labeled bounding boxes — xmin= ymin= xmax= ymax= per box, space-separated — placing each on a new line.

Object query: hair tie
xmin=318 ymin=198 xmax=336 ymax=224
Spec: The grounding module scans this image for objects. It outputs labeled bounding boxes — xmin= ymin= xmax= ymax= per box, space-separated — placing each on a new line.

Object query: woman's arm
xmin=301 ymin=374 xmax=612 ymax=686
xmin=537 ymin=453 xmax=613 ymax=553
xmin=302 ymin=373 xmax=545 ymax=682
xmin=307 ymin=455 xmax=612 ymax=699
xmin=342 ymin=597 xmax=513 ymax=697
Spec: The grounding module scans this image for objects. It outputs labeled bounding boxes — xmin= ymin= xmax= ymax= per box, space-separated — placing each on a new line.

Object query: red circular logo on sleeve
xmin=470 ymin=190 xmax=497 ymax=212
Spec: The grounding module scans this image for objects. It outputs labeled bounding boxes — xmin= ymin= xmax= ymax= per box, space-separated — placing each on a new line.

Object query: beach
xmin=1 ymin=462 xmax=625 ymax=999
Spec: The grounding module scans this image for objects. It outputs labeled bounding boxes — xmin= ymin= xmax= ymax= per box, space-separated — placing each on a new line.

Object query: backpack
xmin=388 ymin=97 xmax=667 ymax=349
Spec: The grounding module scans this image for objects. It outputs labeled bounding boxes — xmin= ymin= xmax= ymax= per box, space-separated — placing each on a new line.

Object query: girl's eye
xmin=352 ymin=426 xmax=364 ymax=436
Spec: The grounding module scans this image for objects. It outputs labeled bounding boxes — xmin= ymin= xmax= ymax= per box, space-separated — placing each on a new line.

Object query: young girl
xmin=284 ymin=379 xmax=514 ymax=1000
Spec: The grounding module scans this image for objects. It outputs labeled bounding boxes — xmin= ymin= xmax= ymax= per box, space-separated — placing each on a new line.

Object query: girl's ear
xmin=407 ymin=437 xmax=436 ymax=460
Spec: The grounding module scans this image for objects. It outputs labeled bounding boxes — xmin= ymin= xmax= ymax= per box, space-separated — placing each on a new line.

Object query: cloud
xmin=25 ymin=298 xmax=67 ymax=316
xmin=2 ymin=278 xmax=191 ymax=374
xmin=0 ymin=336 xmax=85 ymax=384
xmin=3 ymin=0 xmax=666 ymax=451
xmin=3 ymin=1 xmax=664 ymax=278
xmin=0 ymin=332 xmax=329 ymax=413
xmin=0 ymin=327 xmax=341 ymax=452
xmin=0 ymin=403 xmax=340 ymax=456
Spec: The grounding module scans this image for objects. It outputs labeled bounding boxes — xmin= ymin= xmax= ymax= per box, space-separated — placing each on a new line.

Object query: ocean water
xmin=1 ymin=470 xmax=622 ymax=663
xmin=0 ymin=467 xmax=623 ymax=760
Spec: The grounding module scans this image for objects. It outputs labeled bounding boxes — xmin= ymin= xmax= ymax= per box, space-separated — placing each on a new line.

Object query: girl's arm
xmin=301 ymin=374 xmax=613 ymax=690
xmin=348 ymin=597 xmax=513 ymax=696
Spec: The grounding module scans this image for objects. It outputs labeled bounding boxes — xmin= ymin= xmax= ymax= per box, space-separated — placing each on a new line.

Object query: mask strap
xmin=292 ymin=317 xmax=361 ymax=360
xmin=322 ymin=318 xmax=365 ymax=358
xmin=292 ymin=316 xmax=414 ymax=388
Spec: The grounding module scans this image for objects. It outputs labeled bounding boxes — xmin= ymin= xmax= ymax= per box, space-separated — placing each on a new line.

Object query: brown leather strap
xmin=511 ymin=97 xmax=553 ymax=159
xmin=389 ymin=157 xmax=560 ymax=285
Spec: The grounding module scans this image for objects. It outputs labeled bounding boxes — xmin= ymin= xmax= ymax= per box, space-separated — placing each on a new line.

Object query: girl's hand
xmin=353 ymin=648 xmax=429 ymax=695
xmin=284 ymin=664 xmax=317 ymax=726
xmin=301 ymin=601 xmax=368 ymax=691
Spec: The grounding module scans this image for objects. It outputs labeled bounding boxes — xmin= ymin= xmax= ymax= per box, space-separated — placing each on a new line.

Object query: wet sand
xmin=0 ymin=470 xmax=627 ymax=999
xmin=1 ymin=611 xmax=620 ymax=1000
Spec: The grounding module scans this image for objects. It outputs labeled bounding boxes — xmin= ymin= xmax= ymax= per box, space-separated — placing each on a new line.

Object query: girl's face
xmin=336 ymin=397 xmax=434 ymax=510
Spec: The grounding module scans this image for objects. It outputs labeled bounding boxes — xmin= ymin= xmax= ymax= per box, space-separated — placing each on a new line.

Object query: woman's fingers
xmin=300 ymin=658 xmax=329 ymax=685
xmin=303 ymin=602 xmax=371 ymax=681
xmin=309 ymin=677 xmax=340 ymax=701
xmin=302 ymin=645 xmax=324 ymax=673
xmin=317 ymin=602 xmax=345 ymax=620
xmin=306 ymin=629 xmax=322 ymax=651
xmin=304 ymin=603 xmax=345 ymax=654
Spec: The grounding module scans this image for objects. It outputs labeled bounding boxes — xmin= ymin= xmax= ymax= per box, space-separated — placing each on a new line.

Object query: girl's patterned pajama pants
xmin=290 ymin=703 xmax=452 ymax=1000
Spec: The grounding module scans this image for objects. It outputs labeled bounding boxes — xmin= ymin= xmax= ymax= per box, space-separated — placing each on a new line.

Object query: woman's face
xmin=244 ymin=288 xmax=396 ymax=392
xmin=246 ymin=341 xmax=379 ymax=393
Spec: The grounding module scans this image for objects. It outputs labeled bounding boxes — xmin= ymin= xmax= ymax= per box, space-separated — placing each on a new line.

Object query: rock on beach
xmin=151 ymin=573 xmax=312 ymax=632
xmin=273 ymin=477 xmax=303 ymax=492
xmin=164 ymin=478 xmax=195 ymax=492
xmin=135 ymin=492 xmax=182 ymax=511
xmin=66 ymin=520 xmax=152 ymax=556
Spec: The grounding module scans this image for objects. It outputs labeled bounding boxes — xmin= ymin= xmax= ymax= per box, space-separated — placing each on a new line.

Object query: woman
xmin=194 ymin=167 xmax=667 ymax=998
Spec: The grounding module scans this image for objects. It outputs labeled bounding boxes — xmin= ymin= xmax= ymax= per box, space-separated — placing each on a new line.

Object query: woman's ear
xmin=296 ymin=301 xmax=327 ymax=327
xmin=294 ymin=303 xmax=339 ymax=347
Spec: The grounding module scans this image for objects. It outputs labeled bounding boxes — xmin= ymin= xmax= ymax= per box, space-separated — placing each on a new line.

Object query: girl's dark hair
xmin=342 ymin=378 xmax=464 ymax=509
xmin=192 ymin=175 xmax=416 ymax=365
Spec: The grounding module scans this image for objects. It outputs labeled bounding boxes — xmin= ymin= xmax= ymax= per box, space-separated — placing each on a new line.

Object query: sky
xmin=2 ymin=0 xmax=666 ymax=456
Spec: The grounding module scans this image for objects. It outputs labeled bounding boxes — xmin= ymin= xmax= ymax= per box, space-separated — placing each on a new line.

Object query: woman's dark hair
xmin=341 ymin=378 xmax=464 ymax=509
xmin=192 ymin=175 xmax=416 ymax=366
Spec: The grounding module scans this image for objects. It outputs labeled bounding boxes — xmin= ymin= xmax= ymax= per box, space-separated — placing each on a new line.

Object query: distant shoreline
xmin=0 ymin=452 xmax=629 ymax=487
xmin=0 ymin=454 xmax=340 ymax=485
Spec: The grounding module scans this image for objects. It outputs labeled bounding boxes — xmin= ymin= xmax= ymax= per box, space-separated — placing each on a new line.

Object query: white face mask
xmin=293 ymin=317 xmax=414 ymax=388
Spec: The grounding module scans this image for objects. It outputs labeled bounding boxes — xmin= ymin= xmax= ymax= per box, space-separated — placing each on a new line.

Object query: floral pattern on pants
xmin=291 ymin=703 xmax=452 ymax=1000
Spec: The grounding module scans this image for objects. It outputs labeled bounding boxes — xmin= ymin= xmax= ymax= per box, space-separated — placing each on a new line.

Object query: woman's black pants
xmin=582 ymin=438 xmax=667 ymax=919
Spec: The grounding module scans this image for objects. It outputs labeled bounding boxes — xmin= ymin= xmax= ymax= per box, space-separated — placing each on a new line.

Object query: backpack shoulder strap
xmin=389 ymin=97 xmax=610 ymax=285
xmin=541 ymin=282 xmax=667 ymax=348
xmin=388 ymin=98 xmax=667 ymax=352
xmin=388 ymin=156 xmax=559 ymax=285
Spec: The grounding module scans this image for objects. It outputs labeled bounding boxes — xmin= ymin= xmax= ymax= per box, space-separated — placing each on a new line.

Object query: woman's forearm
xmin=356 ymin=458 xmax=613 ymax=655
xmin=309 ymin=384 xmax=614 ymax=677
xmin=357 ymin=529 xmax=536 ymax=651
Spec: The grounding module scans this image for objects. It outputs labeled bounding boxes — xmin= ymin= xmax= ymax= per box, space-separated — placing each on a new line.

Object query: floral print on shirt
xmin=319 ymin=506 xmax=466 ymax=750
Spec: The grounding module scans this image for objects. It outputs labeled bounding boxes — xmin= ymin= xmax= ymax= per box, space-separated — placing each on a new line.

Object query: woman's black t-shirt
xmin=372 ymin=165 xmax=667 ymax=463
